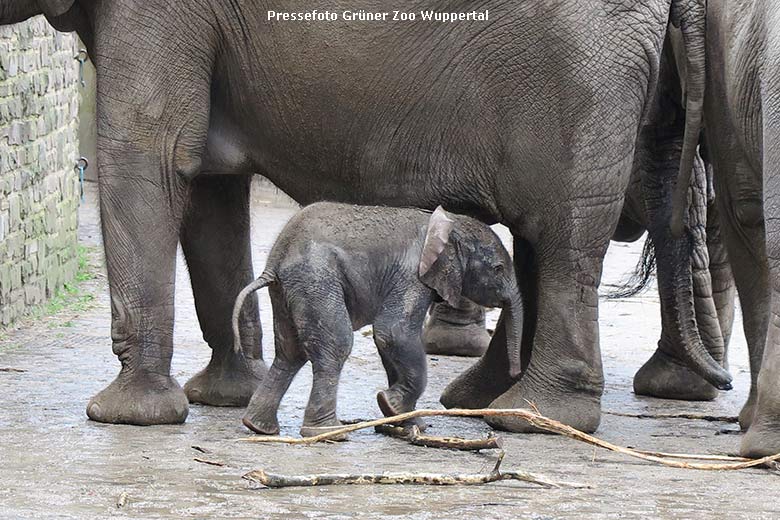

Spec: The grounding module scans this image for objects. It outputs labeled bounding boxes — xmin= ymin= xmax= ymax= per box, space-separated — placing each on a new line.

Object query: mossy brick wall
xmin=0 ymin=17 xmax=81 ymax=326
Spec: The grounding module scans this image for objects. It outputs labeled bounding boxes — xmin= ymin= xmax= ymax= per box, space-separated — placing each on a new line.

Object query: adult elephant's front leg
xmin=486 ymin=239 xmax=606 ymax=433
xmin=181 ymin=175 xmax=266 ymax=406
xmin=86 ymin=147 xmax=192 ymax=425
xmin=85 ymin=17 xmax=214 ymax=425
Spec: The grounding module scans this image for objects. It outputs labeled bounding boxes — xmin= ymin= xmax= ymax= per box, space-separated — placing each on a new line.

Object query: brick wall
xmin=0 ymin=17 xmax=81 ymax=327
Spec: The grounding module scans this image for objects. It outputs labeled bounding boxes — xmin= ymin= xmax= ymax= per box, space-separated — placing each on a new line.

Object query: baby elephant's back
xmin=267 ymin=202 xmax=430 ymax=271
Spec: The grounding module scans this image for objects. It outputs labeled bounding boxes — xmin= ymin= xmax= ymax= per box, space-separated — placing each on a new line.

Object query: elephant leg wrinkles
xmin=243 ymin=286 xmax=305 ymax=435
xmin=181 ymin=174 xmax=267 ymax=407
xmin=712 ymin=152 xmax=768 ymax=430
xmin=742 ymin=42 xmax=780 ymax=455
xmin=374 ymin=293 xmax=430 ymax=431
xmin=86 ymin=15 xmax=216 ymax=425
xmin=444 ymin=198 xmax=620 ymax=434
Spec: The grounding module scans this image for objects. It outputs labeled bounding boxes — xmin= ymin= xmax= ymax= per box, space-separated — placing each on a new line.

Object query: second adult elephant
xmin=3 ymin=0 xmax=727 ymax=432
xmin=685 ymin=0 xmax=780 ymax=457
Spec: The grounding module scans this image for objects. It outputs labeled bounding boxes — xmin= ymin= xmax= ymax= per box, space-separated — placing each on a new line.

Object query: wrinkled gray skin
xmin=616 ymin=35 xmax=734 ymax=401
xmin=230 ymin=203 xmax=521 ymax=437
xmin=621 ymin=163 xmax=735 ymax=401
xmin=689 ymin=0 xmax=780 ymax=457
xmin=1 ymin=0 xmax=718 ymax=433
xmin=442 ymin=36 xmax=736 ymax=401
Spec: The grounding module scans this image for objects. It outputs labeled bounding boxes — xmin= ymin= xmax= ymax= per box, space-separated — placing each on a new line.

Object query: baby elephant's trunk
xmin=232 ymin=272 xmax=275 ymax=354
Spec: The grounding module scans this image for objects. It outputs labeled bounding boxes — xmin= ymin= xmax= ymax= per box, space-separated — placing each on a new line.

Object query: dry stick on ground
xmin=604 ymin=411 xmax=739 ymax=423
xmin=375 ymin=424 xmax=503 ymax=451
xmin=243 ymin=451 xmax=586 ymax=489
xmin=194 ymin=457 xmax=226 ymax=467
xmin=238 ymin=408 xmax=780 ymax=471
xmin=631 ymin=450 xmax=750 ymax=462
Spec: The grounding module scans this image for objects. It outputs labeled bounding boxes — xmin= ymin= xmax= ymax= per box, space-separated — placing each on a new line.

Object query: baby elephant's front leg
xmin=374 ymin=320 xmax=428 ymax=430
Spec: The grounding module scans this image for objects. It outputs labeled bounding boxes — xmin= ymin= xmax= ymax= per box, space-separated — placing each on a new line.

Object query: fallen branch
xmin=238 ymin=408 xmax=780 ymax=470
xmin=0 ymin=368 xmax=26 ymax=373
xmin=605 ymin=411 xmax=739 ymax=423
xmin=243 ymin=451 xmax=585 ymax=489
xmin=375 ymin=424 xmax=503 ymax=451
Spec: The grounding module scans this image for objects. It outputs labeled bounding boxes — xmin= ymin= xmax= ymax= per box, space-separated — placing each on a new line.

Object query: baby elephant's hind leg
xmin=243 ymin=287 xmax=306 ymax=435
xmin=374 ymin=317 xmax=428 ymax=430
xmin=296 ymin=297 xmax=354 ymax=440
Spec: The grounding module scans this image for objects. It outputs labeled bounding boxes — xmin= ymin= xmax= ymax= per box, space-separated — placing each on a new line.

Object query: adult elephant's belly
xmin=206 ymin=1 xmax=661 ymax=232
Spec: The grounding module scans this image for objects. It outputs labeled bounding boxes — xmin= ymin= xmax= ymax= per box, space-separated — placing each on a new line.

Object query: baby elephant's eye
xmin=492 ymin=264 xmax=505 ymax=274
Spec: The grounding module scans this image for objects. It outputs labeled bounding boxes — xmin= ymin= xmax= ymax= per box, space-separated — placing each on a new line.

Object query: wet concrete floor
xmin=0 ymin=181 xmax=776 ymax=519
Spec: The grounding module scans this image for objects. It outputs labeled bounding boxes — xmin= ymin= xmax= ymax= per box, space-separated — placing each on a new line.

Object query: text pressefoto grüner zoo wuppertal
xmin=267 ymin=10 xmax=490 ymax=23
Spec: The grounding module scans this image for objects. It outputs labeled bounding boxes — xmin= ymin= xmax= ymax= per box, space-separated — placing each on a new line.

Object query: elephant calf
xmin=232 ymin=202 xmax=522 ymax=436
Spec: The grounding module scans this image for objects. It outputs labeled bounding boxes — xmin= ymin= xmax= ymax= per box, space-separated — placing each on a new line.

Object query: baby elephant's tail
xmin=232 ymin=272 xmax=275 ymax=354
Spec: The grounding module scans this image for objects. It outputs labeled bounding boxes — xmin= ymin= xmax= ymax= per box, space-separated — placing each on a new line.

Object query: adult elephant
xmin=444 ymin=31 xmax=735 ymax=424
xmin=0 ymin=0 xmax=728 ymax=432
xmin=679 ymin=0 xmax=780 ymax=457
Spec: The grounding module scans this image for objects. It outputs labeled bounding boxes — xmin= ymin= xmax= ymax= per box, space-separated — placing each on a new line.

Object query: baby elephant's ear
xmin=419 ymin=207 xmax=463 ymax=307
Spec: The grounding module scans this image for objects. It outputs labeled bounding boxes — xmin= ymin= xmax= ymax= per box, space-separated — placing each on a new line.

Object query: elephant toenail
xmin=86 ymin=402 xmax=101 ymax=419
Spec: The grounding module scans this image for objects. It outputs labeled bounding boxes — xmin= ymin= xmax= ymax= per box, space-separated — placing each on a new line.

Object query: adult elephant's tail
xmin=669 ymin=0 xmax=707 ymax=238
xmin=232 ymin=272 xmax=276 ymax=354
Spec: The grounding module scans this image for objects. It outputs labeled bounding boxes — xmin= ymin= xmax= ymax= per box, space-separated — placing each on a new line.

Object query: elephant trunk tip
xmin=701 ymin=361 xmax=733 ymax=391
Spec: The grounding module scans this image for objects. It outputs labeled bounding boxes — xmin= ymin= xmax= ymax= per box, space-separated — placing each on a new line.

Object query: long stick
xmin=243 ymin=452 xmax=586 ymax=489
xmin=238 ymin=408 xmax=780 ymax=470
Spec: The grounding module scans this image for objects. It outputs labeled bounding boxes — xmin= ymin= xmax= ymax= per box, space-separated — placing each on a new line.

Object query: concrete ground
xmin=0 ymin=180 xmax=776 ymax=519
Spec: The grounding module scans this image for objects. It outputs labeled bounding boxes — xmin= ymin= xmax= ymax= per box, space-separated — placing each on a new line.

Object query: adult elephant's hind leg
xmin=422 ymin=300 xmax=490 ymax=357
xmin=742 ymin=71 xmax=780 ymax=457
xmin=182 ymin=175 xmax=266 ymax=407
xmin=86 ymin=14 xmax=215 ymax=425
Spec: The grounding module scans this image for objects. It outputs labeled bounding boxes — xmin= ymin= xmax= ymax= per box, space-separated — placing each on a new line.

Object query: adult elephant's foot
xmin=87 ymin=371 xmax=189 ymax=425
xmin=485 ymin=376 xmax=602 ymax=434
xmin=439 ymin=355 xmax=514 ymax=409
xmin=423 ymin=302 xmax=490 ymax=357
xmin=739 ymin=391 xmax=757 ymax=430
xmin=184 ymin=350 xmax=266 ymax=407
xmin=740 ymin=416 xmax=780 ymax=458
xmin=633 ymin=350 xmax=718 ymax=401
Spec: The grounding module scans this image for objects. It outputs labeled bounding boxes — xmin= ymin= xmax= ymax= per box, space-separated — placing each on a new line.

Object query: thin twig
xmin=605 ymin=411 xmax=739 ymax=423
xmin=631 ymin=450 xmax=750 ymax=462
xmin=243 ymin=451 xmax=587 ymax=489
xmin=238 ymin=408 xmax=780 ymax=471
xmin=375 ymin=424 xmax=503 ymax=451
xmin=0 ymin=368 xmax=26 ymax=373
xmin=194 ymin=457 xmax=226 ymax=467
